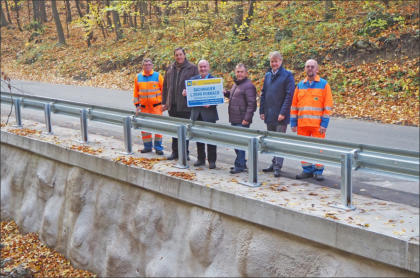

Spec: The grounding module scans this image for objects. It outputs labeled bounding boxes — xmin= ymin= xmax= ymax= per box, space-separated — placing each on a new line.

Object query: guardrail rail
xmin=1 ymin=91 xmax=419 ymax=210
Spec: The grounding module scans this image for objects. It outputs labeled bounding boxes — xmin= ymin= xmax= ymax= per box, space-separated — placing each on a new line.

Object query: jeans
xmin=231 ymin=123 xmax=250 ymax=170
xmin=266 ymin=122 xmax=287 ymax=170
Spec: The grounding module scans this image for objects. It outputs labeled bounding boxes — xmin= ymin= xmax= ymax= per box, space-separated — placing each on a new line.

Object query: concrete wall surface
xmin=1 ymin=132 xmax=419 ymax=277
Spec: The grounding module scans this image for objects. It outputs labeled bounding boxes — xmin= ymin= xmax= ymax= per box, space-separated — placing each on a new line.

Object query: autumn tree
xmin=3 ymin=0 xmax=12 ymax=24
xmin=75 ymin=0 xmax=84 ymax=18
xmin=51 ymin=0 xmax=66 ymax=44
xmin=110 ymin=0 xmax=122 ymax=41
xmin=233 ymin=0 xmax=243 ymax=36
xmin=1 ymin=0 xmax=8 ymax=26
xmin=324 ymin=0 xmax=334 ymax=20
xmin=39 ymin=0 xmax=47 ymax=22
xmin=12 ymin=0 xmax=22 ymax=31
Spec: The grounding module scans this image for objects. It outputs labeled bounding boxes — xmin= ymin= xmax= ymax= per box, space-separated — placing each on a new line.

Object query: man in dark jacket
xmin=182 ymin=60 xmax=218 ymax=169
xmin=259 ymin=51 xmax=295 ymax=177
xmin=224 ymin=63 xmax=257 ymax=174
xmin=162 ymin=47 xmax=199 ymax=160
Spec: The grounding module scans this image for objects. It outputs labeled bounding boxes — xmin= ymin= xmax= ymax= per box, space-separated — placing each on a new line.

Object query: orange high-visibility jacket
xmin=290 ymin=75 xmax=333 ymax=128
xmin=133 ymin=70 xmax=164 ymax=109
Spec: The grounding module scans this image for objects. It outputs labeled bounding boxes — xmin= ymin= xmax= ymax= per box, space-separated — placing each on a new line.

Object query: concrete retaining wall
xmin=1 ymin=131 xmax=418 ymax=277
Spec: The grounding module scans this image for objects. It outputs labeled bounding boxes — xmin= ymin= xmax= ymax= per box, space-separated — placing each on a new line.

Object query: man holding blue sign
xmin=182 ymin=60 xmax=219 ymax=169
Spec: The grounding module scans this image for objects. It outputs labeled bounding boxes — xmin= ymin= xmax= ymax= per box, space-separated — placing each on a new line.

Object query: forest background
xmin=1 ymin=0 xmax=419 ymax=126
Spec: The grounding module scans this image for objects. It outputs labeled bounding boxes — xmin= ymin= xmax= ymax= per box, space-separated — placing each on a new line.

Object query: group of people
xmin=133 ymin=47 xmax=333 ymax=181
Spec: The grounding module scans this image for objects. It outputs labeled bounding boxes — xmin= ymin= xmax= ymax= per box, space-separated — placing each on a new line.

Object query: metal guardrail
xmin=1 ymin=92 xmax=419 ymax=210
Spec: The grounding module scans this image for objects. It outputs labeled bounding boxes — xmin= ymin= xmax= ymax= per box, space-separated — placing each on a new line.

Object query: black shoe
xmin=230 ymin=168 xmax=244 ymax=174
xmin=296 ymin=172 xmax=313 ymax=179
xmin=167 ymin=153 xmax=178 ymax=160
xmin=230 ymin=165 xmax=248 ymax=170
xmin=209 ymin=162 xmax=216 ymax=169
xmin=141 ymin=149 xmax=152 ymax=153
xmin=274 ymin=169 xmax=281 ymax=177
xmin=263 ymin=165 xmax=274 ymax=172
xmin=155 ymin=150 xmax=164 ymax=155
xmin=314 ymin=174 xmax=324 ymax=181
xmin=194 ymin=160 xmax=205 ymax=167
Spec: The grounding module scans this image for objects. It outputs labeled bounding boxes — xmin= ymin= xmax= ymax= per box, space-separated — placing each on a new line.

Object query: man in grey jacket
xmin=224 ymin=63 xmax=257 ymax=174
xmin=162 ymin=47 xmax=199 ymax=160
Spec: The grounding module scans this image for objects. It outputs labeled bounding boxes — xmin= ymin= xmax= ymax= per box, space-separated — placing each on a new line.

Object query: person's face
xmin=142 ymin=62 xmax=153 ymax=74
xmin=198 ymin=62 xmax=210 ymax=77
xmin=270 ymin=58 xmax=282 ymax=72
xmin=305 ymin=61 xmax=318 ymax=78
xmin=235 ymin=66 xmax=247 ymax=81
xmin=174 ymin=50 xmax=186 ymax=64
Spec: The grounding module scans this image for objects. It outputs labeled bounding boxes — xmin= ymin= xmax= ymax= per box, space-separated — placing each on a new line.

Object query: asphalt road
xmin=1 ymin=79 xmax=419 ymax=207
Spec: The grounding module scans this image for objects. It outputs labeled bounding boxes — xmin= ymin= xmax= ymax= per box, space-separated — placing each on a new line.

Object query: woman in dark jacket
xmin=224 ymin=63 xmax=257 ymax=174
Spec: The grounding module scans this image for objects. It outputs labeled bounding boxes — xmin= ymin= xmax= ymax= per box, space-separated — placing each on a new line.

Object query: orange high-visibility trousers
xmin=298 ymin=126 xmax=325 ymax=174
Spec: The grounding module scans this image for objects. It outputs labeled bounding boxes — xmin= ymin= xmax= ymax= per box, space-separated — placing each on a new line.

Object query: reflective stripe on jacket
xmin=290 ymin=75 xmax=333 ymax=128
xmin=133 ymin=70 xmax=164 ymax=107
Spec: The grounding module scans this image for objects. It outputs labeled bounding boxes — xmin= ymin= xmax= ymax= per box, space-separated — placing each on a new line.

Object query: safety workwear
xmin=133 ymin=70 xmax=164 ymax=151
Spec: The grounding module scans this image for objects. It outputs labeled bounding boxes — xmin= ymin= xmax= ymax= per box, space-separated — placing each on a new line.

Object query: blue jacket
xmin=190 ymin=74 xmax=219 ymax=123
xmin=259 ymin=66 xmax=295 ymax=124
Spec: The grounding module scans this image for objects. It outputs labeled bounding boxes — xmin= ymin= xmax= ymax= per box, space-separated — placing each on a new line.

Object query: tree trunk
xmin=243 ymin=0 xmax=256 ymax=39
xmin=39 ymin=0 xmax=47 ymax=22
xmin=32 ymin=0 xmax=40 ymax=22
xmin=4 ymin=0 xmax=12 ymax=24
xmin=214 ymin=0 xmax=218 ymax=14
xmin=26 ymin=0 xmax=31 ymax=23
xmin=324 ymin=0 xmax=334 ymax=20
xmin=75 ymin=0 xmax=83 ymax=17
xmin=13 ymin=0 xmax=22 ymax=31
xmin=1 ymin=0 xmax=8 ymax=26
xmin=122 ymin=11 xmax=127 ymax=25
xmin=105 ymin=0 xmax=112 ymax=28
xmin=85 ymin=0 xmax=89 ymax=14
xmin=51 ymin=0 xmax=66 ymax=44
xmin=65 ymin=0 xmax=72 ymax=22
xmin=163 ymin=0 xmax=171 ymax=25
xmin=139 ymin=0 xmax=145 ymax=29
xmin=133 ymin=2 xmax=137 ymax=28
xmin=111 ymin=2 xmax=123 ymax=41
xmin=232 ymin=0 xmax=243 ymax=36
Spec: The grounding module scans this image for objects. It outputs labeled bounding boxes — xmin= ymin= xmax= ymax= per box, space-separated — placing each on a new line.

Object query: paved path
xmin=1 ymin=79 xmax=419 ymax=206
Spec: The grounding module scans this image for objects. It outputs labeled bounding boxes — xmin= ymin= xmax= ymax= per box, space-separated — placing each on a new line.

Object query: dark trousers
xmin=196 ymin=114 xmax=217 ymax=163
xmin=169 ymin=108 xmax=190 ymax=157
xmin=267 ymin=122 xmax=287 ymax=170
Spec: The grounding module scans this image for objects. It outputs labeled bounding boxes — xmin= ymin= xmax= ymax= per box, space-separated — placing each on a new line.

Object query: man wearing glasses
xmin=133 ymin=58 xmax=165 ymax=155
xmin=290 ymin=59 xmax=333 ymax=181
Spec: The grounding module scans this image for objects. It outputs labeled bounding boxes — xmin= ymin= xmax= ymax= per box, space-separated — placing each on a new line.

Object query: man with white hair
xmin=182 ymin=60 xmax=218 ymax=169
xmin=290 ymin=59 xmax=333 ymax=181
xmin=259 ymin=51 xmax=295 ymax=178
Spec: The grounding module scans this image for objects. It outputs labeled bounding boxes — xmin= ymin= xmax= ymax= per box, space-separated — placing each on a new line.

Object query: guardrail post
xmin=340 ymin=152 xmax=355 ymax=210
xmin=176 ymin=125 xmax=188 ymax=169
xmin=13 ymin=98 xmax=22 ymax=127
xmin=80 ymin=109 xmax=88 ymax=143
xmin=123 ymin=116 xmax=133 ymax=154
xmin=240 ymin=137 xmax=261 ymax=187
xmin=44 ymin=102 xmax=53 ymax=134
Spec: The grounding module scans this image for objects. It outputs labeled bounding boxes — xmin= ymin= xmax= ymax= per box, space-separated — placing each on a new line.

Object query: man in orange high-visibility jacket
xmin=133 ymin=58 xmax=164 ymax=155
xmin=290 ymin=59 xmax=333 ymax=181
